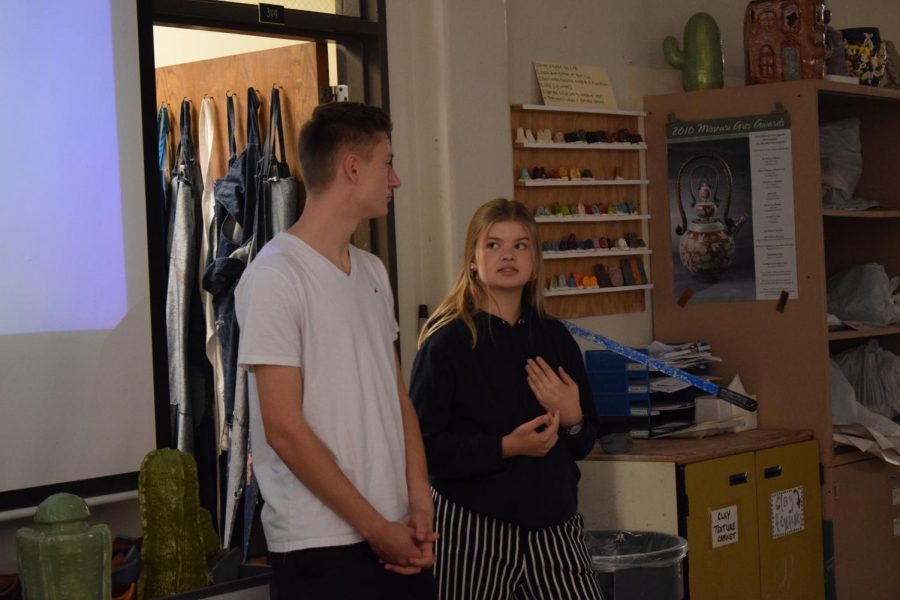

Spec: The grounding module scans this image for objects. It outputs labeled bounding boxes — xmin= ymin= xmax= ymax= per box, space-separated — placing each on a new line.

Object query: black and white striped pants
xmin=432 ymin=490 xmax=604 ymax=600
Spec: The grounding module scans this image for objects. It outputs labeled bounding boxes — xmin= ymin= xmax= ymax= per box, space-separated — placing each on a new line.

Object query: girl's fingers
xmin=547 ymin=410 xmax=560 ymax=433
xmin=524 ymin=413 xmax=550 ymax=430
xmin=558 ymin=366 xmax=575 ymax=385
xmin=525 ymin=360 xmax=545 ymax=383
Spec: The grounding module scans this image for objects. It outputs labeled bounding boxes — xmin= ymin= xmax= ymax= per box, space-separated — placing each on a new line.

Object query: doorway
xmin=136 ymin=0 xmax=393 ymax=554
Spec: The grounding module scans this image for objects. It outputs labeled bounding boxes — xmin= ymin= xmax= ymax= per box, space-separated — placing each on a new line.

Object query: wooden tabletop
xmin=583 ymin=429 xmax=814 ymax=464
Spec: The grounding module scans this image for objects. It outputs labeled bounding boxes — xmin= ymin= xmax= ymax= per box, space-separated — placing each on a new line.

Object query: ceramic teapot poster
xmin=666 ymin=113 xmax=798 ymax=302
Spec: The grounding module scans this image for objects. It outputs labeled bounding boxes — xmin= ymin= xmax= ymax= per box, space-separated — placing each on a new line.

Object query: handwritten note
xmin=711 ymin=505 xmax=739 ymax=548
xmin=533 ymin=62 xmax=617 ymax=109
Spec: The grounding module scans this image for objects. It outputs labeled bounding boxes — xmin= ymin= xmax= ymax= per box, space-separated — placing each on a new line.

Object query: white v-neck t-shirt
xmin=235 ymin=233 xmax=408 ymax=552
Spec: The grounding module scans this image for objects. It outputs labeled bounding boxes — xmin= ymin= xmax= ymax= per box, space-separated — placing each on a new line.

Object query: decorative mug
xmin=842 ymin=27 xmax=887 ymax=86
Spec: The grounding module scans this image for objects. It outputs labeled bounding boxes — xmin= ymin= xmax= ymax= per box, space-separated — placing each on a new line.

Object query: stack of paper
xmin=647 ymin=340 xmax=723 ymax=370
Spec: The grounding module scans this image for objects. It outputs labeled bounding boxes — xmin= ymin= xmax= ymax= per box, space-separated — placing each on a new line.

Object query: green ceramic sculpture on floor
xmin=199 ymin=505 xmax=221 ymax=559
xmin=16 ymin=493 xmax=112 ymax=599
xmin=137 ymin=448 xmax=211 ymax=599
xmin=663 ymin=12 xmax=725 ymax=91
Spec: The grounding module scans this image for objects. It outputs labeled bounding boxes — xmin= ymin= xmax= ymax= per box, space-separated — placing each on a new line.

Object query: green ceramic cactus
xmin=663 ymin=12 xmax=724 ymax=91
xmin=199 ymin=506 xmax=221 ymax=558
xmin=137 ymin=449 xmax=211 ymax=599
xmin=16 ymin=493 xmax=112 ymax=599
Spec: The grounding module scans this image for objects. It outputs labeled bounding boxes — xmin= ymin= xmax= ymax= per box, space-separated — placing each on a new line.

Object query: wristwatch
xmin=562 ymin=417 xmax=585 ymax=436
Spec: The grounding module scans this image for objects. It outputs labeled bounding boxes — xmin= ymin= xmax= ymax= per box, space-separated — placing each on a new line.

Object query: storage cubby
xmin=511 ymin=104 xmax=652 ymax=318
xmin=644 ymin=79 xmax=900 ymax=600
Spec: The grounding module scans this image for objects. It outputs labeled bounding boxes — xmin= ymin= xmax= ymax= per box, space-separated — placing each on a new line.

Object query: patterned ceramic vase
xmin=842 ymin=27 xmax=887 ymax=86
xmin=679 ymin=222 xmax=736 ymax=282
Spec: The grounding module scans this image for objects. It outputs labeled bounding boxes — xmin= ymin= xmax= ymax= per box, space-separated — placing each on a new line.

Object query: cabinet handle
xmin=764 ymin=465 xmax=783 ymax=479
xmin=729 ymin=472 xmax=749 ymax=486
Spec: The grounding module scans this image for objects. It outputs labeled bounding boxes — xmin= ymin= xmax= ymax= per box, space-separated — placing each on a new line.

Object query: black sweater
xmin=409 ymin=308 xmax=599 ymax=529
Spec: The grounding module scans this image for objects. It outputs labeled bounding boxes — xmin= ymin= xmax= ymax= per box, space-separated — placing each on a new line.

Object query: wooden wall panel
xmin=155 ymin=42 xmax=320 ymax=191
xmin=644 ymin=82 xmax=834 ymax=464
xmin=827 ymin=458 xmax=900 ymax=598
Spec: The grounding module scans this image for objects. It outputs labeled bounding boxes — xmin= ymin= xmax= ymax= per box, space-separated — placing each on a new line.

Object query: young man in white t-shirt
xmin=235 ymin=102 xmax=436 ymax=598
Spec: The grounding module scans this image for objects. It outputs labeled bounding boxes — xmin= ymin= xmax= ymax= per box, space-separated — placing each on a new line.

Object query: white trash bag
xmin=820 ymin=117 xmax=873 ymax=210
xmin=827 ymin=263 xmax=900 ymax=326
xmin=833 ymin=339 xmax=900 ymax=419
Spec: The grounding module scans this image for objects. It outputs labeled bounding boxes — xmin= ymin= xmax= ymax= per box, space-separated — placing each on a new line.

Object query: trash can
xmin=585 ymin=530 xmax=687 ymax=600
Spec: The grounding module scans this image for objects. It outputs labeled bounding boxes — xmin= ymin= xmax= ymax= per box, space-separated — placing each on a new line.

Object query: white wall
xmin=388 ymin=0 xmax=900 ymax=375
xmin=153 ymin=28 xmax=340 ymax=87
xmin=388 ymin=0 xmax=514 ymax=367
xmin=153 ymin=27 xmax=304 ymax=68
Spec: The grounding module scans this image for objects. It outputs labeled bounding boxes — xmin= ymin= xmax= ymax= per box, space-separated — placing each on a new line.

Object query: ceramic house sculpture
xmin=744 ymin=0 xmax=827 ymax=84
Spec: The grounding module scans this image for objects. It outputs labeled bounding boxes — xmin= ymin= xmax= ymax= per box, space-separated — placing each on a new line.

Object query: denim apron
xmin=203 ymin=89 xmax=262 ymax=548
xmin=166 ymin=99 xmax=204 ymax=454
xmin=257 ymin=86 xmax=301 ymax=246
xmin=203 ymin=89 xmax=261 ymax=429
xmin=157 ymin=104 xmax=171 ymax=251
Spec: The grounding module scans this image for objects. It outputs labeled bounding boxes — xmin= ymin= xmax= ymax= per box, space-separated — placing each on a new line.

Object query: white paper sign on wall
xmin=711 ymin=505 xmax=739 ymax=548
xmin=770 ymin=486 xmax=805 ymax=539
xmin=533 ymin=62 xmax=617 ymax=109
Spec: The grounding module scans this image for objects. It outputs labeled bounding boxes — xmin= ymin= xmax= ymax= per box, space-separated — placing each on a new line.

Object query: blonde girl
xmin=410 ymin=198 xmax=604 ymax=599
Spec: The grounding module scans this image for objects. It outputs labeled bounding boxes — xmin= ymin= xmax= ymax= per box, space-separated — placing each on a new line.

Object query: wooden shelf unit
xmin=822 ymin=208 xmax=900 ymax=218
xmin=827 ymin=324 xmax=900 ymax=341
xmin=543 ymin=248 xmax=651 ymax=260
xmin=645 ymin=79 xmax=900 ymax=600
xmin=516 ymin=178 xmax=649 ymax=187
xmin=515 ymin=140 xmax=647 ymax=151
xmin=535 ymin=214 xmax=650 ymax=223
xmin=545 ymin=283 xmax=653 ymax=297
xmin=511 ymin=104 xmax=651 ymax=318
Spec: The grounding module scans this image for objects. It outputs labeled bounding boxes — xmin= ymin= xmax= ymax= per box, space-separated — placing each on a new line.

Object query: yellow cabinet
xmin=684 ymin=452 xmax=761 ymax=600
xmin=579 ymin=431 xmax=824 ymax=600
xmin=755 ymin=441 xmax=824 ymax=600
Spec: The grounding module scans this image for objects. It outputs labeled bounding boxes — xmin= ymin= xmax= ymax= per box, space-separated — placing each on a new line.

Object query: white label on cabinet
xmin=711 ymin=505 xmax=739 ymax=548
xmin=892 ymin=487 xmax=900 ymax=506
xmin=770 ymin=486 xmax=805 ymax=539
xmin=893 ymin=518 xmax=900 ymax=537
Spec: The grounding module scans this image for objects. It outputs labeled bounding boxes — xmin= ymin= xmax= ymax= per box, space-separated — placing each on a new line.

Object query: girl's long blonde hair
xmin=418 ymin=198 xmax=547 ymax=348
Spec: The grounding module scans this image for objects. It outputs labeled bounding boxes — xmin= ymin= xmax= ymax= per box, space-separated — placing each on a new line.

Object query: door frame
xmin=136 ymin=0 xmax=394 ymax=448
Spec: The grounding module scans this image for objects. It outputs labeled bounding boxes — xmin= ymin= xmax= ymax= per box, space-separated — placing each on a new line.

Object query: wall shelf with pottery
xmin=511 ymin=104 xmax=651 ymax=318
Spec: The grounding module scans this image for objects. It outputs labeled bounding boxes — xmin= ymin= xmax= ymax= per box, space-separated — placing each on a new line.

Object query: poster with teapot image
xmin=666 ymin=112 xmax=798 ymax=302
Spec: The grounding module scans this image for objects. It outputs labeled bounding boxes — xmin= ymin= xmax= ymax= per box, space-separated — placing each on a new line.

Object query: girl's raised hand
xmin=525 ymin=357 xmax=583 ymax=426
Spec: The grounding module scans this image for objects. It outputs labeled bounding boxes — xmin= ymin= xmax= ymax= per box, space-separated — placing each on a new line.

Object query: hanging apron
xmin=197 ymin=97 xmax=227 ymax=457
xmin=203 ymin=89 xmax=262 ymax=548
xmin=257 ymin=86 xmax=301 ymax=247
xmin=225 ymin=86 xmax=305 ymax=555
xmin=166 ymin=99 xmax=204 ymax=454
xmin=203 ymin=88 xmax=260 ymax=438
xmin=157 ymin=104 xmax=171 ymax=253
